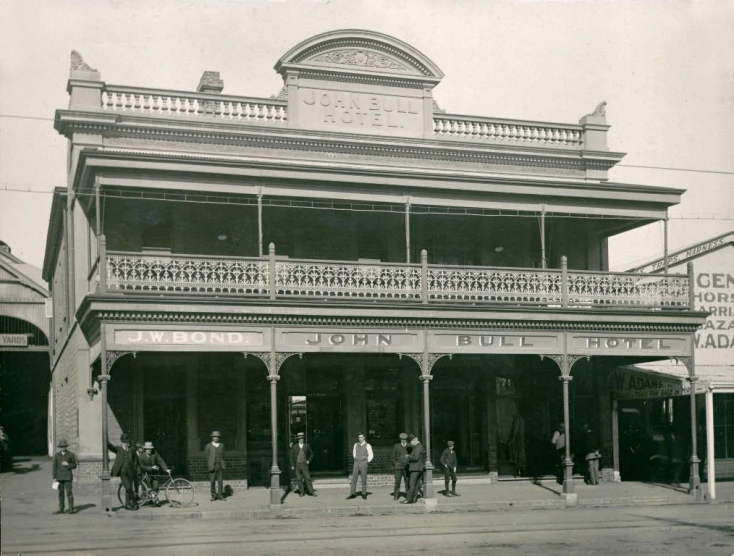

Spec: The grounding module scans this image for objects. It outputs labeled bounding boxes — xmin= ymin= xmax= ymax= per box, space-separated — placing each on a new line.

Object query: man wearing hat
xmin=138 ymin=441 xmax=170 ymax=500
xmin=391 ymin=433 xmax=410 ymax=500
xmin=440 ymin=440 xmax=460 ymax=497
xmin=289 ymin=432 xmax=316 ymax=497
xmin=52 ymin=439 xmax=77 ymax=514
xmin=107 ymin=432 xmax=140 ymax=510
xmin=403 ymin=434 xmax=425 ymax=504
xmin=205 ymin=431 xmax=226 ymax=501
xmin=346 ymin=433 xmax=373 ymax=500
xmin=133 ymin=442 xmax=145 ymax=498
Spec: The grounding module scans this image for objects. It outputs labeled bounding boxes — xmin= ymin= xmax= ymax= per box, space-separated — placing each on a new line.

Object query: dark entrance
xmin=285 ymin=361 xmax=344 ymax=473
xmin=431 ymin=358 xmax=486 ymax=470
xmin=144 ymin=367 xmax=187 ymax=474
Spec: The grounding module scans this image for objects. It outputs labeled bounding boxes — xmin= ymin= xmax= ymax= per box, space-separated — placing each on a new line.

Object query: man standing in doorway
xmin=205 ymin=431 xmax=226 ymax=501
xmin=290 ymin=432 xmax=316 ymax=497
xmin=403 ymin=434 xmax=425 ymax=504
xmin=52 ymin=439 xmax=77 ymax=514
xmin=107 ymin=433 xmax=139 ymax=510
xmin=440 ymin=440 xmax=460 ymax=497
xmin=391 ymin=432 xmax=410 ymax=500
xmin=346 ymin=433 xmax=373 ymax=500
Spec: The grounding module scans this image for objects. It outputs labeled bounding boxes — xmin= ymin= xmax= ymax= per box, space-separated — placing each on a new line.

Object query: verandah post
xmin=269 ymin=242 xmax=276 ymax=300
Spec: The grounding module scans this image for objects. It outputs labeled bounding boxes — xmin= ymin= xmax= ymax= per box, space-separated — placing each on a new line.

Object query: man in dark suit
xmin=391 ymin=432 xmax=410 ymax=500
xmin=52 ymin=438 xmax=77 ymax=514
xmin=107 ymin=432 xmax=139 ymax=510
xmin=138 ymin=441 xmax=170 ymax=503
xmin=440 ymin=440 xmax=460 ymax=497
xmin=403 ymin=434 xmax=425 ymax=504
xmin=289 ymin=432 xmax=316 ymax=497
xmin=205 ymin=431 xmax=226 ymax=501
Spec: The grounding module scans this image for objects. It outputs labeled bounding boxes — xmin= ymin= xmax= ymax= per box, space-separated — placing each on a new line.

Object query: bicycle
xmin=117 ymin=467 xmax=195 ymax=508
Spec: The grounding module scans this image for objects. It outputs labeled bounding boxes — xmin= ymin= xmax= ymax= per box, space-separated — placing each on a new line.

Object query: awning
xmin=614 ymin=360 xmax=734 ymax=399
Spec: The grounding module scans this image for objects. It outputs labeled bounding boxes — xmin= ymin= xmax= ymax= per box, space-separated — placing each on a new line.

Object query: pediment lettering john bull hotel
xmin=39 ymin=29 xmax=723 ymax=507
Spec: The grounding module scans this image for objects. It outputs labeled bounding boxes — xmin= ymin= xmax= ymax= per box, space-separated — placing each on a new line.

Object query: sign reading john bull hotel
xmin=297 ymin=87 xmax=424 ymax=137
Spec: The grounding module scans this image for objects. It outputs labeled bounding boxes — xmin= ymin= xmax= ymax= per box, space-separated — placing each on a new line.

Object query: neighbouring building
xmin=620 ymin=232 xmax=734 ymax=495
xmin=44 ymin=30 xmax=707 ymax=505
xmin=0 ymin=241 xmax=51 ymax=459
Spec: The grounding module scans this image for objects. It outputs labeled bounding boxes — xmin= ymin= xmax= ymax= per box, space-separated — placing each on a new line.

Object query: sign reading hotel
xmin=113 ymin=330 xmax=267 ymax=351
xmin=277 ymin=330 xmax=421 ymax=352
xmin=0 ymin=334 xmax=28 ymax=347
xmin=296 ymin=87 xmax=425 ymax=137
xmin=569 ymin=334 xmax=689 ymax=356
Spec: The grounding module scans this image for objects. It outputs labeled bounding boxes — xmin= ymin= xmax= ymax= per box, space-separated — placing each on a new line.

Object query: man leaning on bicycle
xmin=138 ymin=441 xmax=170 ymax=496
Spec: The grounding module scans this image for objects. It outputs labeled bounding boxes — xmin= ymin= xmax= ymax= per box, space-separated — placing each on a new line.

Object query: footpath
xmin=3 ymin=457 xmax=732 ymax=522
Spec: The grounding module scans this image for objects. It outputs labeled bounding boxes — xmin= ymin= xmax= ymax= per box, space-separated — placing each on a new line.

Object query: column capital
xmin=268 ymin=375 xmax=281 ymax=384
xmin=420 ymin=374 xmax=433 ymax=383
xmin=97 ymin=374 xmax=111 ymax=383
xmin=558 ymin=375 xmax=574 ymax=383
xmin=686 ymin=375 xmax=700 ymax=383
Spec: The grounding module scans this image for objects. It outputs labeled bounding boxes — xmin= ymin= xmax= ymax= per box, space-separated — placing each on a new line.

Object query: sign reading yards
xmin=0 ymin=334 xmax=28 ymax=347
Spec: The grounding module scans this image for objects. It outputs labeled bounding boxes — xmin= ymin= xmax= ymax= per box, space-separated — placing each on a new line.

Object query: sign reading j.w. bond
xmin=113 ymin=330 xmax=267 ymax=351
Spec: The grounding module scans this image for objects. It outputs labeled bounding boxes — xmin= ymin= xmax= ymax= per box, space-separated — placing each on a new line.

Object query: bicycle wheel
xmin=166 ymin=478 xmax=195 ymax=507
xmin=117 ymin=482 xmax=124 ymax=506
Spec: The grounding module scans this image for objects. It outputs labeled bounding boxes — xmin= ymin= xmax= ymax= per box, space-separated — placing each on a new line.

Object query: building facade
xmin=622 ymin=232 xmax=734 ymax=493
xmin=45 ymin=30 xmax=707 ymax=505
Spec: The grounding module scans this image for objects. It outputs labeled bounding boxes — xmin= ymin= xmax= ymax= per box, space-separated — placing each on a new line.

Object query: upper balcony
xmin=88 ymin=242 xmax=694 ymax=312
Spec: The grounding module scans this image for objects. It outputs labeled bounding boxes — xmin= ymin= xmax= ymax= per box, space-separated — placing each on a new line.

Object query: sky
xmin=1 ymin=0 xmax=733 ymax=275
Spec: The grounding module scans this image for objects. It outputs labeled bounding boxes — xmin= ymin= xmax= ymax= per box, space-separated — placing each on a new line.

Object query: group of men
xmin=106 ymin=433 xmax=171 ymax=511
xmin=289 ymin=431 xmax=460 ymax=504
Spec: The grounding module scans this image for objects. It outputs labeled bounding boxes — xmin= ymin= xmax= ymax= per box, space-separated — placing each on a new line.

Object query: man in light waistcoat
xmin=346 ymin=433 xmax=373 ymax=500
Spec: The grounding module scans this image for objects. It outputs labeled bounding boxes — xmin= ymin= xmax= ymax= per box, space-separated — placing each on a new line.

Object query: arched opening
xmin=0 ymin=316 xmax=50 ymax=457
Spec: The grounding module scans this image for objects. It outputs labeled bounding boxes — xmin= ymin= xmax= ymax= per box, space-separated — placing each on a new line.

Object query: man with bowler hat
xmin=290 ymin=432 xmax=316 ymax=497
xmin=107 ymin=432 xmax=139 ymax=510
xmin=403 ymin=434 xmax=425 ymax=504
xmin=52 ymin=439 xmax=77 ymax=514
xmin=391 ymin=432 xmax=410 ymax=500
xmin=346 ymin=433 xmax=373 ymax=500
xmin=205 ymin=431 xmax=226 ymax=501
xmin=440 ymin=440 xmax=460 ymax=497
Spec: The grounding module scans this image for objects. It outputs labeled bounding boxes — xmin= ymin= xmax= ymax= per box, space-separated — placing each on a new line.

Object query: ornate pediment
xmin=275 ymin=30 xmax=444 ymax=85
xmin=307 ymin=48 xmax=410 ymax=73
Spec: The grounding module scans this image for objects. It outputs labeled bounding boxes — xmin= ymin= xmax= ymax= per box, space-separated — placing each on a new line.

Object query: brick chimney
xmin=197 ymin=71 xmax=224 ymax=94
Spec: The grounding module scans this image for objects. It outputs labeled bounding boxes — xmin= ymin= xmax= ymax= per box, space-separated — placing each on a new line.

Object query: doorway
xmin=144 ymin=366 xmax=187 ymax=474
xmin=288 ymin=395 xmax=344 ymax=472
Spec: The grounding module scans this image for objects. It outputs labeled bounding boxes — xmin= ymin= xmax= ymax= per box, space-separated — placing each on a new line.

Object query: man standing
xmin=551 ymin=423 xmax=566 ymax=484
xmin=107 ymin=433 xmax=139 ymax=510
xmin=346 ymin=433 xmax=373 ymax=500
xmin=440 ymin=440 xmax=460 ymax=497
xmin=205 ymin=431 xmax=226 ymax=501
xmin=290 ymin=432 xmax=316 ymax=497
xmin=403 ymin=434 xmax=425 ymax=504
xmin=391 ymin=432 xmax=410 ymax=500
xmin=133 ymin=442 xmax=144 ymax=499
xmin=52 ymin=439 xmax=77 ymax=514
xmin=138 ymin=441 xmax=170 ymax=502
